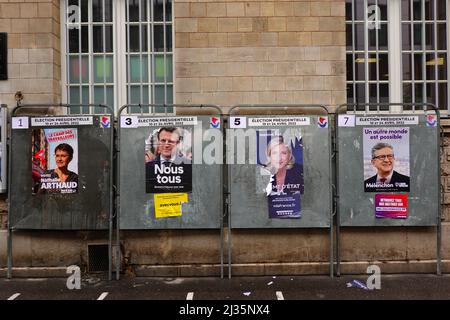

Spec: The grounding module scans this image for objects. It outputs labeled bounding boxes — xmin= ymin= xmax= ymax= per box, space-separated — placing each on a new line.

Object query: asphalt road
xmin=1 ymin=274 xmax=450 ymax=300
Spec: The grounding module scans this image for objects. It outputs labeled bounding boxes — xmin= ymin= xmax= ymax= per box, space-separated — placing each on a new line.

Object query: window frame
xmin=346 ymin=0 xmax=391 ymax=105
xmin=122 ymin=0 xmax=174 ymax=112
xmin=60 ymin=0 xmax=175 ymax=113
xmin=400 ymin=0 xmax=449 ymax=110
xmin=346 ymin=0 xmax=450 ymax=113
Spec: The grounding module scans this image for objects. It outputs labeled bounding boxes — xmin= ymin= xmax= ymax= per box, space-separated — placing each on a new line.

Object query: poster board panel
xmin=10 ymin=115 xmax=112 ymax=229
xmin=119 ymin=115 xmax=223 ymax=229
xmin=229 ymin=114 xmax=332 ymax=228
xmin=337 ymin=113 xmax=439 ymax=226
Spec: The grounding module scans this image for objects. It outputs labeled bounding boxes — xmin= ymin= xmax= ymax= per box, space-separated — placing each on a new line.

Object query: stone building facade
xmin=0 ymin=0 xmax=61 ymax=107
xmin=173 ymin=0 xmax=346 ymax=108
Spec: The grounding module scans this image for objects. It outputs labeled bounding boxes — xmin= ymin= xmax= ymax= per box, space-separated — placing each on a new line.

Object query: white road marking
xmin=97 ymin=292 xmax=109 ymax=300
xmin=7 ymin=293 xmax=20 ymax=300
xmin=186 ymin=292 xmax=194 ymax=300
xmin=276 ymin=291 xmax=284 ymax=300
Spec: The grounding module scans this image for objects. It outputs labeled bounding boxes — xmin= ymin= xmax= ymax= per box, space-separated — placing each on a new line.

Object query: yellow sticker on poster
xmin=154 ymin=193 xmax=188 ymax=218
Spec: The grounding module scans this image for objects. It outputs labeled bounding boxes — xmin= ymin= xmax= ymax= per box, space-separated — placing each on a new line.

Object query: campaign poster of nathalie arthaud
xmin=363 ymin=127 xmax=410 ymax=192
xmin=32 ymin=128 xmax=79 ymax=194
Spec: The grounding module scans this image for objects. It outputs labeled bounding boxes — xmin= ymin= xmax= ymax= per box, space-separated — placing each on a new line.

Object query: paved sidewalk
xmin=1 ymin=274 xmax=450 ymax=300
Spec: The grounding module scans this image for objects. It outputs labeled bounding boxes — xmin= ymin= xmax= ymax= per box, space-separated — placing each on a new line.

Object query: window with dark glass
xmin=346 ymin=0 xmax=449 ymax=110
xmin=346 ymin=0 xmax=390 ymax=105
xmin=126 ymin=0 xmax=173 ymax=113
xmin=401 ymin=0 xmax=448 ymax=109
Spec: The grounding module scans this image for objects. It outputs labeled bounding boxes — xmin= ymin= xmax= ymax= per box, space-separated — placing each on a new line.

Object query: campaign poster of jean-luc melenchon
xmin=32 ymin=128 xmax=79 ymax=194
xmin=363 ymin=127 xmax=410 ymax=192
xmin=257 ymin=129 xmax=304 ymax=219
xmin=144 ymin=118 xmax=194 ymax=194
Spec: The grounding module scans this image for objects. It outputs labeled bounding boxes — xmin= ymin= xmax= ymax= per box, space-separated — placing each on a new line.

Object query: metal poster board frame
xmin=7 ymin=104 xmax=114 ymax=280
xmin=117 ymin=104 xmax=225 ymax=279
xmin=227 ymin=104 xmax=334 ymax=278
xmin=335 ymin=103 xmax=441 ymax=276
xmin=0 ymin=104 xmax=7 ymax=193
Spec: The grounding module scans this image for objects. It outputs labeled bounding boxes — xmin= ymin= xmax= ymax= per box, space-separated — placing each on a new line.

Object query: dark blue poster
xmin=257 ymin=130 xmax=304 ymax=219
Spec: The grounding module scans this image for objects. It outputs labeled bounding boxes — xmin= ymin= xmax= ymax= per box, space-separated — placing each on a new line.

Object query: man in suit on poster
xmin=145 ymin=127 xmax=191 ymax=193
xmin=364 ymin=142 xmax=410 ymax=192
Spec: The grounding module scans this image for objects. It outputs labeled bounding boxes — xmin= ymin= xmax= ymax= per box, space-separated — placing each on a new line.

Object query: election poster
xmin=32 ymin=128 xmax=79 ymax=194
xmin=154 ymin=193 xmax=188 ymax=218
xmin=144 ymin=118 xmax=194 ymax=193
xmin=256 ymin=129 xmax=304 ymax=219
xmin=363 ymin=127 xmax=410 ymax=192
xmin=375 ymin=194 xmax=408 ymax=219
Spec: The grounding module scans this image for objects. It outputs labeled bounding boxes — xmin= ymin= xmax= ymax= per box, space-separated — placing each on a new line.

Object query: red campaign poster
xmin=32 ymin=128 xmax=79 ymax=194
xmin=375 ymin=194 xmax=408 ymax=219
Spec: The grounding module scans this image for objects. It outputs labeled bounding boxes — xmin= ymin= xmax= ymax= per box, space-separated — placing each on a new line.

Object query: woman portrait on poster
xmin=36 ymin=143 xmax=78 ymax=194
xmin=264 ymin=136 xmax=303 ymax=196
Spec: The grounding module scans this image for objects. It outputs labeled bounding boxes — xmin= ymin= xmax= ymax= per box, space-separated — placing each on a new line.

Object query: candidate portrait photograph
xmin=145 ymin=126 xmax=192 ymax=193
xmin=363 ymin=129 xmax=410 ymax=193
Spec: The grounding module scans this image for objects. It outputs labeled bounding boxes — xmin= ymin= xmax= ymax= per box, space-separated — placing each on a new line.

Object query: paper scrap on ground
xmin=346 ymin=279 xmax=370 ymax=290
